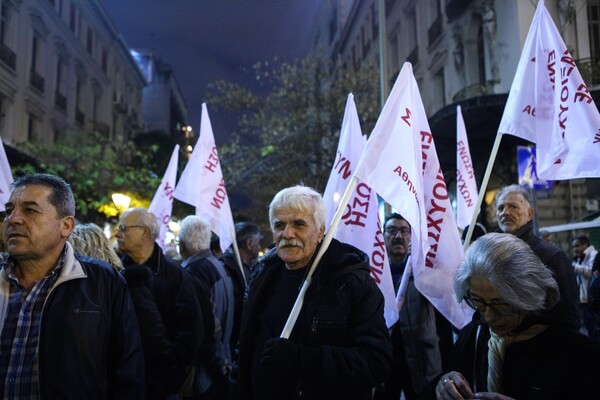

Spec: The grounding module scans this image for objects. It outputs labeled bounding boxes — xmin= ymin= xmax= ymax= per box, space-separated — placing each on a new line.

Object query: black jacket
xmin=512 ymin=221 xmax=580 ymax=329
xmin=239 ymin=239 xmax=393 ymax=400
xmin=0 ymin=244 xmax=145 ymax=399
xmin=122 ymin=243 xmax=202 ymax=399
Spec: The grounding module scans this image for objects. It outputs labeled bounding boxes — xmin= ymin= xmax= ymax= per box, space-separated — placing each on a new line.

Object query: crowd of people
xmin=0 ymin=172 xmax=599 ymax=399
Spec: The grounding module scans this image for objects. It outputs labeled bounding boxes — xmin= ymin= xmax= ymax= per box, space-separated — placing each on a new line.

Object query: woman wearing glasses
xmin=428 ymin=233 xmax=600 ymax=400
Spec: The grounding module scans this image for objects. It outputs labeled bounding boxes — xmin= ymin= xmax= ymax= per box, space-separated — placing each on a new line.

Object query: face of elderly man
xmin=496 ymin=191 xmax=533 ymax=235
xmin=271 ymin=206 xmax=325 ymax=271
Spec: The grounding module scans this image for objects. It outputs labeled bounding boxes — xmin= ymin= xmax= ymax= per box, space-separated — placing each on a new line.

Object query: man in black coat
xmin=239 ymin=185 xmax=392 ymax=400
xmin=117 ymin=208 xmax=203 ymax=399
xmin=495 ymin=184 xmax=579 ymax=330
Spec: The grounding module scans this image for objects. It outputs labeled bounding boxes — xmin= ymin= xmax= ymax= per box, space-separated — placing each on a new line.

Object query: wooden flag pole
xmin=230 ymin=227 xmax=247 ymax=285
xmin=280 ymin=176 xmax=359 ymax=338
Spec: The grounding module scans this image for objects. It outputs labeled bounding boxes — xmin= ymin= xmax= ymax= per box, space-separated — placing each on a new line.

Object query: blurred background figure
xmin=68 ymin=222 xmax=122 ymax=270
xmin=460 ymin=223 xmax=487 ymax=245
xmin=571 ymin=235 xmax=598 ymax=338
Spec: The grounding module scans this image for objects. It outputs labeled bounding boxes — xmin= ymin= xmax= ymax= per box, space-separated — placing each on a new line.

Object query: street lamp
xmin=111 ymin=193 xmax=131 ymax=212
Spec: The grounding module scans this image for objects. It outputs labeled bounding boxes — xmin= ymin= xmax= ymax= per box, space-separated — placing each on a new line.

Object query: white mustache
xmin=279 ymin=239 xmax=303 ymax=248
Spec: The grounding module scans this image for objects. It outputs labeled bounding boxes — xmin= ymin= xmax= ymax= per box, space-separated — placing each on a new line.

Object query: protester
xmin=572 ymin=235 xmax=598 ymax=339
xmin=219 ymin=221 xmax=263 ymax=398
xmin=425 ymin=233 xmax=600 ymax=400
xmin=495 ymin=184 xmax=579 ymax=329
xmin=179 ymin=215 xmax=234 ymax=399
xmin=238 ymin=185 xmax=392 ymax=400
xmin=116 ymin=207 xmax=202 ymax=399
xmin=374 ymin=213 xmax=451 ymax=400
xmin=68 ymin=222 xmax=122 ymax=270
xmin=0 ymin=173 xmax=144 ymax=398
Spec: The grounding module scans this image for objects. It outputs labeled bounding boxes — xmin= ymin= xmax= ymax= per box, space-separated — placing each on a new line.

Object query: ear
xmin=317 ymin=226 xmax=325 ymax=243
xmin=527 ymin=207 xmax=534 ymax=222
xmin=244 ymin=238 xmax=253 ymax=250
xmin=61 ymin=216 xmax=75 ymax=239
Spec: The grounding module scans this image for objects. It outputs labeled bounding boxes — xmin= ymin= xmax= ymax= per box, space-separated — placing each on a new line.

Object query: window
xmin=30 ymin=35 xmax=45 ymax=92
xmin=86 ymin=26 xmax=93 ymax=54
xmin=477 ymin=25 xmax=486 ymax=83
xmin=371 ymin=3 xmax=377 ymax=38
xmin=0 ymin=4 xmax=8 ymax=44
xmin=588 ymin=4 xmax=600 ymax=59
xmin=27 ymin=115 xmax=37 ymax=141
xmin=55 ymin=59 xmax=66 ymax=110
xmin=101 ymin=47 xmax=108 ymax=73
xmin=69 ymin=2 xmax=77 ymax=33
xmin=432 ymin=69 xmax=446 ymax=111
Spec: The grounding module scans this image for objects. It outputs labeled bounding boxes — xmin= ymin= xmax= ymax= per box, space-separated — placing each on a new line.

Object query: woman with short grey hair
xmin=425 ymin=233 xmax=600 ymax=400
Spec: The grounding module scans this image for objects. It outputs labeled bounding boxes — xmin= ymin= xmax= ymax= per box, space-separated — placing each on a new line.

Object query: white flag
xmin=323 ymin=94 xmax=398 ymax=328
xmin=0 ymin=137 xmax=14 ymax=211
xmin=149 ymin=145 xmax=179 ymax=250
xmin=355 ymin=63 xmax=472 ymax=328
xmin=174 ymin=103 xmax=235 ymax=253
xmin=415 ymin=92 xmax=473 ymax=329
xmin=354 ymin=63 xmax=429 ymax=284
xmin=456 ymin=105 xmax=479 ymax=230
xmin=498 ymin=0 xmax=600 ymax=179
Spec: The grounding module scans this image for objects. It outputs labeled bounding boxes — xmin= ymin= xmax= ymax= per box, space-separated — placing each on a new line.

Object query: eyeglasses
xmin=116 ymin=224 xmax=146 ymax=233
xmin=463 ymin=293 xmax=516 ymax=317
xmin=384 ymin=227 xmax=410 ymax=236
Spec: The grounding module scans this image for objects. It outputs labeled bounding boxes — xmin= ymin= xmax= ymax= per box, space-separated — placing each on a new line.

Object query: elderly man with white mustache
xmin=495 ymin=184 xmax=579 ymax=331
xmin=238 ymin=185 xmax=392 ymax=400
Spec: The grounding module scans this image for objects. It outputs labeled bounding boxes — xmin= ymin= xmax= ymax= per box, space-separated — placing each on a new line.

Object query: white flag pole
xmin=280 ymin=176 xmax=359 ymax=338
xmin=229 ymin=226 xmax=247 ymax=285
xmin=395 ymin=255 xmax=412 ymax=310
xmin=462 ymin=133 xmax=504 ymax=250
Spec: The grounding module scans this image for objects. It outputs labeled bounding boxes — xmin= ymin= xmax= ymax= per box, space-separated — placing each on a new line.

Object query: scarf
xmin=487 ymin=324 xmax=548 ymax=393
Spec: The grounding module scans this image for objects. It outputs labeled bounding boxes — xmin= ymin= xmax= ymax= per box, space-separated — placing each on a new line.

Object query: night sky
xmin=103 ymin=0 xmax=323 ymax=143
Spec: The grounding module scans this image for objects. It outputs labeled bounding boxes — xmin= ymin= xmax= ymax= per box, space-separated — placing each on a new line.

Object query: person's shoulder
xmin=76 ymin=255 xmax=118 ymax=275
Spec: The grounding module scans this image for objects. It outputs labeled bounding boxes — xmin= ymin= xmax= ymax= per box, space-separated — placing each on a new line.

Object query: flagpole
xmin=395 ymin=255 xmax=411 ymax=310
xmin=280 ymin=176 xmax=359 ymax=338
xmin=462 ymin=133 xmax=504 ymax=250
xmin=229 ymin=227 xmax=247 ymax=285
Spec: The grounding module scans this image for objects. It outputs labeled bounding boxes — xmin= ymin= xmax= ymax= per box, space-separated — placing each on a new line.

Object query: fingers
xmin=435 ymin=372 xmax=474 ymax=400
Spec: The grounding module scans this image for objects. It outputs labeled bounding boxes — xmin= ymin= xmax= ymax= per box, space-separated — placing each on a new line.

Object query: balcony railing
xmin=575 ymin=57 xmax=600 ymax=87
xmin=75 ymin=108 xmax=85 ymax=125
xmin=0 ymin=42 xmax=16 ymax=70
xmin=30 ymin=70 xmax=45 ymax=93
xmin=55 ymin=92 xmax=67 ymax=111
xmin=452 ymin=81 xmax=496 ymax=102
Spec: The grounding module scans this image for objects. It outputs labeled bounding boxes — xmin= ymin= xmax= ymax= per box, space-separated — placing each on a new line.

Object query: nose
xmin=114 ymin=229 xmax=123 ymax=239
xmin=5 ymin=208 xmax=23 ymax=224
xmin=282 ymin=224 xmax=295 ymax=238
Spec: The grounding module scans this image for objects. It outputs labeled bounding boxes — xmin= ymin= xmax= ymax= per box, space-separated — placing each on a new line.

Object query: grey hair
xmin=179 ymin=215 xmax=211 ymax=254
xmin=69 ymin=223 xmax=122 ymax=270
xmin=121 ymin=208 xmax=160 ymax=239
xmin=495 ymin=184 xmax=532 ymax=207
xmin=268 ymin=185 xmax=326 ymax=230
xmin=455 ymin=233 xmax=559 ymax=313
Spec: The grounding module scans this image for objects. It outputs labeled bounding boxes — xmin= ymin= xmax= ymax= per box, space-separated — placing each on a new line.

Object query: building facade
xmin=0 ymin=0 xmax=145 ymax=154
xmin=319 ymin=0 xmax=600 ymax=244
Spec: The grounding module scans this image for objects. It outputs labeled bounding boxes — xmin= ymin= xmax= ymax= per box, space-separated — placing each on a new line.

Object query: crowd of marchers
xmin=0 ymin=173 xmax=599 ymax=400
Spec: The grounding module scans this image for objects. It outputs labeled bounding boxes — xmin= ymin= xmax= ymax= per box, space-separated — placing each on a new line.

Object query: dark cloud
xmin=103 ymin=0 xmax=322 ymax=139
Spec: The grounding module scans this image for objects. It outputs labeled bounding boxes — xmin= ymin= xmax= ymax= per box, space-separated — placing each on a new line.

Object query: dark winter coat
xmin=512 ymin=221 xmax=580 ymax=329
xmin=122 ymin=243 xmax=202 ymax=399
xmin=239 ymin=239 xmax=393 ymax=400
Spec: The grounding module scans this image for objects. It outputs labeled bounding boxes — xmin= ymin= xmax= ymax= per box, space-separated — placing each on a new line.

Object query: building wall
xmin=131 ymin=49 xmax=188 ymax=139
xmin=0 ymin=0 xmax=145 ymax=150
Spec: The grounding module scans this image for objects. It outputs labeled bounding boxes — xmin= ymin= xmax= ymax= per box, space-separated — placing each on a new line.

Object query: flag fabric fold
xmin=355 ymin=62 xmax=472 ymax=328
xmin=0 ymin=137 xmax=14 ymax=211
xmin=323 ymin=93 xmax=398 ymax=327
xmin=456 ymin=105 xmax=479 ymax=230
xmin=149 ymin=145 xmax=179 ymax=250
xmin=498 ymin=0 xmax=600 ymax=179
xmin=174 ymin=103 xmax=236 ymax=253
